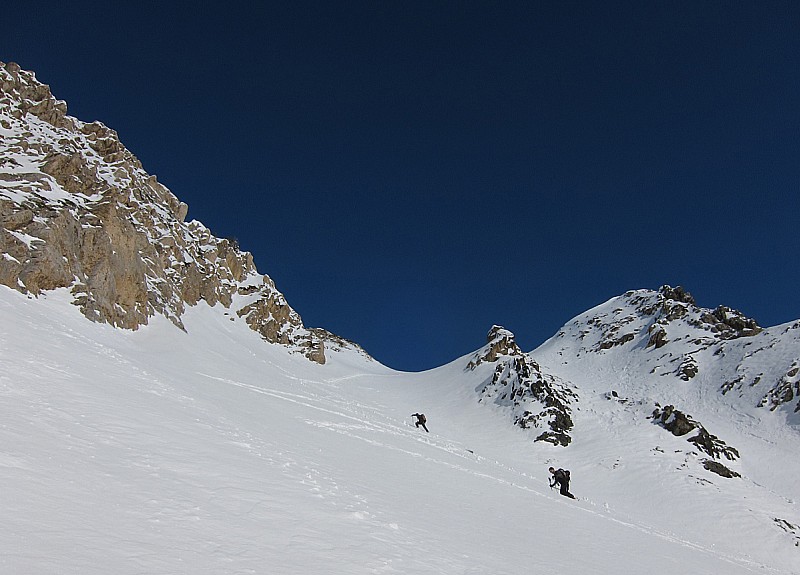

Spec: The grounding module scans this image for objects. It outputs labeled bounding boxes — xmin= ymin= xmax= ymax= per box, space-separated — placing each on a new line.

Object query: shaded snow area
xmin=1 ymin=286 xmax=798 ymax=574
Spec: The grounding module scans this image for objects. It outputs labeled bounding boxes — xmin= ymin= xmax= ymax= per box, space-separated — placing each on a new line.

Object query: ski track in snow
xmin=196 ymin=372 xmax=785 ymax=575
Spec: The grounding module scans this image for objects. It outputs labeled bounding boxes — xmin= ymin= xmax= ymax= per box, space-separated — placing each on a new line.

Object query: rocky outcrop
xmin=659 ymin=284 xmax=696 ymax=306
xmin=654 ymin=285 xmax=762 ymax=341
xmin=565 ymin=286 xmax=765 ymax=388
xmin=773 ymin=519 xmax=800 ymax=546
xmin=716 ymin=322 xmax=800 ymax=418
xmin=758 ymin=361 xmax=800 ymax=412
xmin=646 ymin=324 xmax=668 ymax=348
xmin=650 ymin=404 xmax=740 ymax=461
xmin=236 ymin=281 xmax=327 ymax=364
xmin=469 ymin=326 xmax=577 ymax=446
xmin=0 ymin=61 xmax=359 ymax=364
xmin=468 ymin=325 xmax=519 ymax=367
xmin=597 ymin=285 xmax=764 ymax=354
xmin=702 ymin=459 xmax=741 ymax=479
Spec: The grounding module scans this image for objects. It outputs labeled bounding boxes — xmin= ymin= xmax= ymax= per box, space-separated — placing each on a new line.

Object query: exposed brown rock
xmin=470 ymin=326 xmax=576 ymax=446
xmin=0 ymin=61 xmax=359 ymax=364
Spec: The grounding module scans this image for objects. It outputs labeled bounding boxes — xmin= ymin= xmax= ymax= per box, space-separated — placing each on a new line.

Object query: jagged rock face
xmin=638 ymin=286 xmax=762 ymax=353
xmin=469 ymin=326 xmax=577 ymax=446
xmin=0 ymin=61 xmax=356 ymax=364
xmin=236 ymin=282 xmax=327 ymax=364
xmin=568 ymin=285 xmax=763 ymax=358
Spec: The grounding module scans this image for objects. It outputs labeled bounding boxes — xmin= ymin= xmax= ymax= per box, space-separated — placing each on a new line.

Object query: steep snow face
xmin=0 ymin=61 xmax=363 ymax=364
xmin=2 ymin=285 xmax=800 ymax=575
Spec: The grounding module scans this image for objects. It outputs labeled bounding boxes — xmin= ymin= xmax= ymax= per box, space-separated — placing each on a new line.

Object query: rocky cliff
xmin=468 ymin=325 xmax=577 ymax=446
xmin=0 ymin=61 xmax=364 ymax=364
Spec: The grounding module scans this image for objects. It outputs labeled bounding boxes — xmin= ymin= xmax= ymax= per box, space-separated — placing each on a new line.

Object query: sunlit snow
xmin=0 ymin=286 xmax=798 ymax=574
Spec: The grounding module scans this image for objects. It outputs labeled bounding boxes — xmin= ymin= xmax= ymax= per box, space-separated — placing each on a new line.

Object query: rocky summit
xmin=518 ymin=284 xmax=800 ymax=487
xmin=468 ymin=325 xmax=577 ymax=445
xmin=0 ymin=61 xmax=368 ymax=364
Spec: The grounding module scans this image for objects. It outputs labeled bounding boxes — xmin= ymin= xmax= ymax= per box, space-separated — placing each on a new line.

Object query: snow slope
xmin=1 ymin=285 xmax=798 ymax=574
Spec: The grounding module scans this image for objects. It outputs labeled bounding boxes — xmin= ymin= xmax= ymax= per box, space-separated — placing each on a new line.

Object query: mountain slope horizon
xmin=2 ymin=285 xmax=799 ymax=574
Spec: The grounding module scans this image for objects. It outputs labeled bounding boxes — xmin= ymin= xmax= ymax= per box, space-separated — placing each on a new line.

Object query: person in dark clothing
xmin=549 ymin=467 xmax=576 ymax=499
xmin=411 ymin=413 xmax=429 ymax=432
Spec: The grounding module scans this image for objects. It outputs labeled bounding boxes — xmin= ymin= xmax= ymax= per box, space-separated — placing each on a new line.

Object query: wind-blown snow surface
xmin=1 ymin=286 xmax=797 ymax=574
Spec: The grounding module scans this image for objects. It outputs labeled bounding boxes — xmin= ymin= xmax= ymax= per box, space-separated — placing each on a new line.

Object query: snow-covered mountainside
xmin=533 ymin=285 xmax=800 ymax=430
xmin=526 ymin=286 xmax=800 ymax=546
xmin=457 ymin=286 xmax=800 ymax=462
xmin=0 ymin=61 xmax=364 ymax=364
xmin=2 ymin=62 xmax=800 ymax=573
xmin=515 ymin=285 xmax=796 ymax=469
xmin=3 ymin=286 xmax=800 ymax=574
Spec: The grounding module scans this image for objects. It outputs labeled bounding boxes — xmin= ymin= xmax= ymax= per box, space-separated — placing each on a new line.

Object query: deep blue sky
xmin=6 ymin=2 xmax=799 ymax=371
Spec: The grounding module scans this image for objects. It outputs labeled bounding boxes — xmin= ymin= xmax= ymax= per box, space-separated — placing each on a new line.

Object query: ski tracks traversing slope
xmin=193 ymin=370 xmax=789 ymax=575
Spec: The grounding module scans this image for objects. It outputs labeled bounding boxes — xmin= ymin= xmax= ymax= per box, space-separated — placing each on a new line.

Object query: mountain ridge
xmin=4 ymin=61 xmax=799 ymax=435
xmin=531 ymin=285 xmax=800 ymax=421
xmin=3 ymin=61 xmax=798 ymax=439
xmin=1 ymin=60 xmax=370 ymax=365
